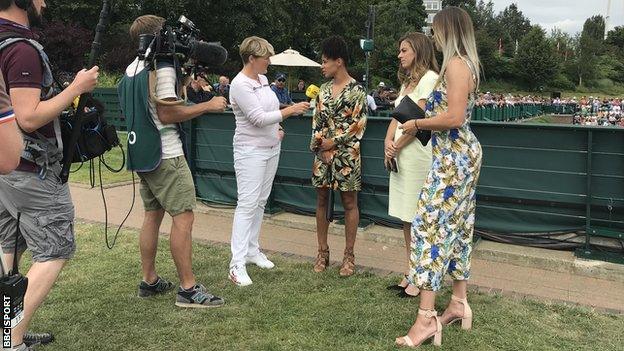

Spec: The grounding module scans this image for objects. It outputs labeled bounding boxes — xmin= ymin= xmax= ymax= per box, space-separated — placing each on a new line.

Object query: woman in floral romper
xmin=310 ymin=36 xmax=367 ymax=277
xmin=395 ymin=7 xmax=483 ymax=348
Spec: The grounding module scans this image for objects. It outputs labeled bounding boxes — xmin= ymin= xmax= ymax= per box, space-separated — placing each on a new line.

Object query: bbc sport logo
xmin=2 ymin=294 xmax=23 ymax=349
xmin=3 ymin=295 xmax=11 ymax=348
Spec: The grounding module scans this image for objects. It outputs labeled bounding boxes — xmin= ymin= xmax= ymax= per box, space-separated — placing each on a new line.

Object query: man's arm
xmin=10 ymin=67 xmax=99 ymax=133
xmin=157 ymin=97 xmax=227 ymax=124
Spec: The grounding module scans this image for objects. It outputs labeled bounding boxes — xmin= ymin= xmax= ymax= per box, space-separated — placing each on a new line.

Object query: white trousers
xmin=230 ymin=144 xmax=280 ymax=267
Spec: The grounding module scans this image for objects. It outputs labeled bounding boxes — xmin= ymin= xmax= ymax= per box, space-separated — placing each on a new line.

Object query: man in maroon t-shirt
xmin=0 ymin=1 xmax=99 ymax=350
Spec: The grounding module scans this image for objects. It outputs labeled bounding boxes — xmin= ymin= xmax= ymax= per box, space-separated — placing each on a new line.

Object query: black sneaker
xmin=23 ymin=331 xmax=54 ymax=346
xmin=138 ymin=276 xmax=175 ymax=298
xmin=175 ymin=284 xmax=225 ymax=308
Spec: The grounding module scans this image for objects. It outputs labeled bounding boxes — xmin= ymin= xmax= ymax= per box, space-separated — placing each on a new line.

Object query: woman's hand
xmin=398 ymin=120 xmax=418 ymax=136
xmin=384 ymin=139 xmax=397 ymax=158
xmin=283 ymin=102 xmax=311 ymax=119
xmin=319 ymin=150 xmax=334 ymax=164
xmin=278 ymin=127 xmax=285 ymax=141
xmin=384 ymin=155 xmax=393 ymax=171
xmin=319 ymin=138 xmax=335 ymax=151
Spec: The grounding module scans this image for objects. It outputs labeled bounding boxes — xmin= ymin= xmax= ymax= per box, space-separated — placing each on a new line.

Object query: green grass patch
xmin=19 ymin=223 xmax=624 ymax=351
xmin=526 ymin=116 xmax=553 ymax=124
xmin=98 ymin=71 xmax=123 ymax=88
xmin=68 ymin=132 xmax=132 ymax=185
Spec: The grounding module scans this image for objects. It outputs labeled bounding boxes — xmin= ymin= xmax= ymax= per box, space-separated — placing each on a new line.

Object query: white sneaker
xmin=229 ymin=264 xmax=252 ymax=286
xmin=245 ymin=252 xmax=275 ymax=269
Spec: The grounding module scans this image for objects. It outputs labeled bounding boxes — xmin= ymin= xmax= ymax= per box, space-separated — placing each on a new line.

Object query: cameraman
xmin=118 ymin=15 xmax=226 ymax=308
xmin=0 ymin=0 xmax=99 ymax=350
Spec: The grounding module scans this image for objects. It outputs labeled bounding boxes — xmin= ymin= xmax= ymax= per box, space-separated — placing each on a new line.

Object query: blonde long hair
xmin=432 ymin=6 xmax=481 ymax=91
xmin=397 ymin=32 xmax=439 ymax=87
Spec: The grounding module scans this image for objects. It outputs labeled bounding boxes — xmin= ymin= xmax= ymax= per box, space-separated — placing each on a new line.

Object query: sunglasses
xmin=277 ymin=78 xmax=286 ymax=82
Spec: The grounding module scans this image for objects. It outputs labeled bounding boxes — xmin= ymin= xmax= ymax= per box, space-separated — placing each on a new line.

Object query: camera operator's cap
xmin=378 ymin=82 xmax=385 ymax=87
xmin=276 ymin=73 xmax=287 ymax=80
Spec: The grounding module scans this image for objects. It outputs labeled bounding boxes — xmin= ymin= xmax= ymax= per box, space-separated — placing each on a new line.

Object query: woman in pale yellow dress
xmin=384 ymin=32 xmax=439 ymax=297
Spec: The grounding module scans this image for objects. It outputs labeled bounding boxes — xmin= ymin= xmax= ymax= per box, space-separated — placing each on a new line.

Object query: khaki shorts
xmin=138 ymin=156 xmax=196 ymax=216
xmin=0 ymin=164 xmax=75 ymax=262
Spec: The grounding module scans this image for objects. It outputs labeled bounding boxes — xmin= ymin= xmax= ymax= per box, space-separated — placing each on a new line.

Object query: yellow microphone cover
xmin=306 ymin=84 xmax=320 ymax=100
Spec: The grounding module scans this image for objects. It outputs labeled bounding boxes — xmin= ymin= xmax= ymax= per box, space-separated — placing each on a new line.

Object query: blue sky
xmin=492 ymin=0 xmax=624 ymax=35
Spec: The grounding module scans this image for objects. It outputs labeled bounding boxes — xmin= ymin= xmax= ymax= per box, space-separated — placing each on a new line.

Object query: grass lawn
xmin=68 ymin=133 xmax=133 ymax=185
xmin=523 ymin=115 xmax=574 ymax=124
xmin=20 ymin=223 xmax=623 ymax=351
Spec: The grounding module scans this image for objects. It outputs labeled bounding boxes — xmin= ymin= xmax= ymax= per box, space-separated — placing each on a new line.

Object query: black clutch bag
xmin=391 ymin=95 xmax=431 ymax=146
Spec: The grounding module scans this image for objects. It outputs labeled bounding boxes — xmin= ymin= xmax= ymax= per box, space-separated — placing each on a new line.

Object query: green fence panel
xmin=96 ymin=88 xmax=622 ymax=241
xmin=184 ymin=112 xmax=623 ymax=236
xmin=93 ymin=88 xmax=126 ymax=131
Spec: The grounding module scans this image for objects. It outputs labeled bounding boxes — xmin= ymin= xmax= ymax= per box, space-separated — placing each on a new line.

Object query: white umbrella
xmin=270 ymin=48 xmax=321 ymax=67
xmin=270 ymin=48 xmax=320 ymax=92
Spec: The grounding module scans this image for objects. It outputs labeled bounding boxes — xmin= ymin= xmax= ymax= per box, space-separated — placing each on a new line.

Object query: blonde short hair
xmin=239 ymin=36 xmax=275 ymax=64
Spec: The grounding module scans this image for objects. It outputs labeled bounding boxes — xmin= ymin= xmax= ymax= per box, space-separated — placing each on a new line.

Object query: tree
xmin=475 ymin=28 xmax=499 ymax=79
xmin=472 ymin=0 xmax=496 ymax=31
xmin=583 ymin=15 xmax=606 ymax=41
xmin=549 ymin=28 xmax=575 ymax=62
xmin=496 ymin=3 xmax=531 ymax=57
xmin=370 ymin=0 xmax=427 ymax=86
xmin=606 ymin=26 xmax=624 ymax=51
xmin=574 ymin=16 xmax=606 ymax=86
xmin=442 ymin=0 xmax=476 ymax=8
xmin=513 ymin=26 xmax=558 ymax=90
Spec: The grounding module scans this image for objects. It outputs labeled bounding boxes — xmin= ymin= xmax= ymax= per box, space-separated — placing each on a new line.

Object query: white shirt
xmin=125 ymin=58 xmax=184 ymax=159
xmin=367 ymin=95 xmax=377 ymax=112
xmin=230 ymin=72 xmax=282 ymax=147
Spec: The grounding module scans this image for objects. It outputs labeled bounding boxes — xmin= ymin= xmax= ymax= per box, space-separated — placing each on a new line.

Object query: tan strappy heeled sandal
xmin=395 ymin=308 xmax=442 ymax=348
xmin=339 ymin=250 xmax=355 ymax=277
xmin=443 ymin=295 xmax=473 ymax=330
xmin=313 ymin=248 xmax=330 ymax=273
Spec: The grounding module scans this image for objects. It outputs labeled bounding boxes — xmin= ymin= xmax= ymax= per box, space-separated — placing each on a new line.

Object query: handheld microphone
xmin=306 ymin=84 xmax=320 ymax=101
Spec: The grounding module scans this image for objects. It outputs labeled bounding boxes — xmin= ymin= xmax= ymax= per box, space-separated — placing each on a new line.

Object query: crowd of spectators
xmin=184 ymin=75 xmax=624 ymax=129
xmin=572 ymin=96 xmax=623 ymax=127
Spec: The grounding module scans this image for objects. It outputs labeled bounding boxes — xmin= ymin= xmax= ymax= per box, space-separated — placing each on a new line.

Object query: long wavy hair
xmin=432 ymin=6 xmax=481 ymax=91
xmin=397 ymin=32 xmax=439 ymax=88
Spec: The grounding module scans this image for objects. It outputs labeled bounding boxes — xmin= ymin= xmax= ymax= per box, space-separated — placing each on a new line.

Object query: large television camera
xmin=137 ymin=15 xmax=228 ymax=76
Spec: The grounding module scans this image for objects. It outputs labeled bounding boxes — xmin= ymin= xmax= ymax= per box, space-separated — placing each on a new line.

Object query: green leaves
xmin=514 ymin=26 xmax=558 ymax=90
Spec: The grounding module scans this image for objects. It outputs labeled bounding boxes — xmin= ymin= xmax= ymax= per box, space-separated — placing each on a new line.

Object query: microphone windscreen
xmin=188 ymin=40 xmax=228 ymax=67
xmin=306 ymin=84 xmax=320 ymax=100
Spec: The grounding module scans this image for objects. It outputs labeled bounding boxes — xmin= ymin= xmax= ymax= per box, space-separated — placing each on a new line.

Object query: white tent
xmin=270 ymin=48 xmax=320 ymax=67
xmin=270 ymin=48 xmax=320 ymax=91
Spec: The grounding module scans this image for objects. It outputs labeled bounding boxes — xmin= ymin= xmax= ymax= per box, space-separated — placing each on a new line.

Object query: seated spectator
xmin=271 ymin=73 xmax=293 ymax=108
xmin=213 ymin=75 xmax=230 ymax=100
xmin=186 ymin=76 xmax=214 ymax=104
xmin=372 ymin=82 xmax=386 ymax=106
xmin=366 ymin=93 xmax=377 ymax=115
xmin=295 ymin=79 xmax=306 ymax=92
